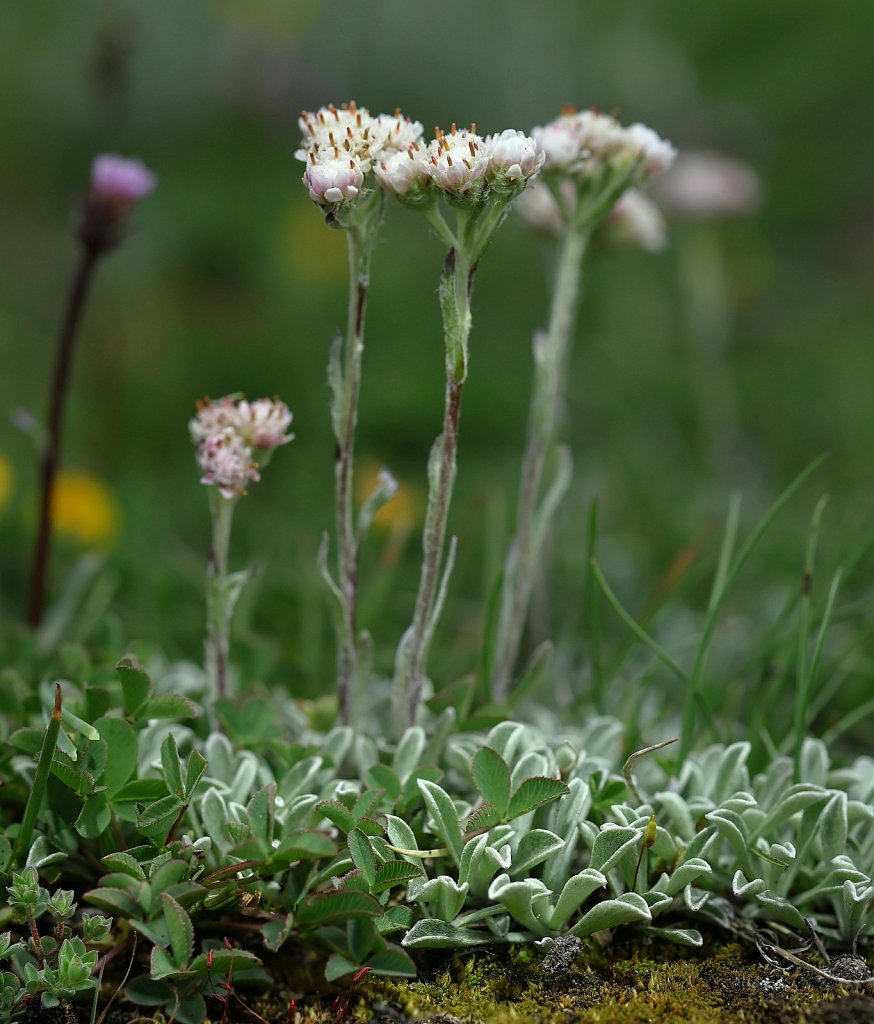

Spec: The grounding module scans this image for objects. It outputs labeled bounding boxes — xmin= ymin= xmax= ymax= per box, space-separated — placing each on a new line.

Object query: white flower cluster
xmin=297 ymin=102 xmax=425 ymax=205
xmin=533 ymin=107 xmax=676 ymax=178
xmin=190 ymin=396 xmax=293 ymax=499
xmin=297 ymin=103 xmax=544 ymax=205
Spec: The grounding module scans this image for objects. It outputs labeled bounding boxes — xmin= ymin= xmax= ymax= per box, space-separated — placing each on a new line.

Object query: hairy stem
xmin=333 ymin=220 xmax=376 ymax=726
xmin=206 ymin=492 xmax=235 ymax=701
xmin=491 ymin=224 xmax=589 ymax=700
xmin=396 ymin=245 xmax=474 ymax=731
xmin=27 ymin=245 xmax=101 ymax=627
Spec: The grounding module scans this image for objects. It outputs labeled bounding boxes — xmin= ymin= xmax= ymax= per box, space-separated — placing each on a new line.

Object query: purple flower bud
xmin=79 ymin=154 xmax=156 ymax=253
xmin=90 ymin=154 xmax=157 ymax=205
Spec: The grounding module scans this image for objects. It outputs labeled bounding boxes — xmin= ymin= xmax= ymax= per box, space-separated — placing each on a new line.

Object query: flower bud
xmin=486 ymin=129 xmax=544 ymax=191
xmin=79 ymin=154 xmax=156 ymax=252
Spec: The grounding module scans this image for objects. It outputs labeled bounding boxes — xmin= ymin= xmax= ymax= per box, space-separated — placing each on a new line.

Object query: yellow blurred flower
xmin=0 ymin=454 xmax=13 ymax=512
xmin=357 ymin=460 xmax=422 ymax=536
xmin=276 ymin=200 xmax=346 ymax=284
xmin=51 ymin=471 xmax=120 ymax=547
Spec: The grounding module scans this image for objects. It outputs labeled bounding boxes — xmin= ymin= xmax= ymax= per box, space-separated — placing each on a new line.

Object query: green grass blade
xmin=679 ymin=455 xmax=827 ymax=763
xmin=590 ymin=560 xmax=689 ymax=685
xmin=10 ymin=683 xmax=62 ymax=869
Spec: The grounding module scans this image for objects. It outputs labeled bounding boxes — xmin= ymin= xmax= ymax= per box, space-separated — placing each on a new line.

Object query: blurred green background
xmin=2 ymin=1 xmax=873 ymax=724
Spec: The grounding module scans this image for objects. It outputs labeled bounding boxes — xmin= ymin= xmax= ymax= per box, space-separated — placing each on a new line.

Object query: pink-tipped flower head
xmin=90 ymin=154 xmax=157 ymax=206
xmin=189 ymin=396 xmax=241 ymax=444
xmin=236 ymin=398 xmax=295 ymax=449
xmin=190 ymin=395 xmax=293 ymax=499
xmin=303 ymin=155 xmax=365 ymax=205
xmin=426 ymin=124 xmax=489 ymax=197
xmin=197 ymin=430 xmax=261 ymax=500
xmin=485 ymin=129 xmax=544 ymax=192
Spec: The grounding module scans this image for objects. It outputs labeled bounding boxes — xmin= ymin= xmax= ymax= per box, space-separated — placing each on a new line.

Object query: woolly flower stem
xmin=27 ymin=245 xmax=100 ymax=627
xmin=206 ymin=490 xmax=236 ymax=701
xmin=491 ymin=222 xmax=589 ymax=700
xmin=331 ymin=199 xmax=381 ymax=726
xmin=395 ymin=242 xmax=475 ymax=732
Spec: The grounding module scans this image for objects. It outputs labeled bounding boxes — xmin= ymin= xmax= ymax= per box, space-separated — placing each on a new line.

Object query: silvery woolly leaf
xmin=732 ymin=870 xmax=767 ymax=898
xmin=392 ymin=727 xmax=426 ymax=782
xmin=684 ymin=884 xmax=710 ymax=913
xmin=653 ymin=792 xmax=696 ymax=841
xmin=753 ymin=890 xmax=806 ymax=929
xmin=510 ymin=751 xmax=550 ymax=791
xmin=652 ymin=857 xmax=712 ymax=898
xmin=548 ymin=868 xmax=607 ymax=931
xmin=639 ymin=925 xmax=703 ymax=947
xmin=402 ymin=919 xmax=493 ymax=948
xmin=418 ymin=780 xmax=464 ymax=864
xmin=569 ymin=892 xmax=651 ymax=937
xmin=415 ymin=876 xmax=469 ymax=923
xmin=588 ymin=826 xmax=640 ymax=876
xmin=816 ymin=792 xmax=848 ymax=861
xmin=471 ymin=747 xmax=512 ymax=816
xmin=487 ymin=874 xmax=552 ymax=936
xmin=486 ymin=722 xmax=527 ymax=765
xmin=641 ymin=890 xmax=673 ymax=916
xmin=511 ymin=830 xmax=565 ymax=877
xmin=798 ymin=738 xmax=830 ymax=787
xmin=711 ymin=742 xmax=752 ymax=804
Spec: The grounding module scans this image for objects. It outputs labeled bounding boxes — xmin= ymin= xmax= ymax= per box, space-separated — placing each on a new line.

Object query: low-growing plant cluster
xmin=0 ymin=655 xmax=871 ymax=1020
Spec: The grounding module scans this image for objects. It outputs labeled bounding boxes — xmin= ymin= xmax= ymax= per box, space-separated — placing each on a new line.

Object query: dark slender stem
xmin=27 ymin=244 xmax=100 ymax=627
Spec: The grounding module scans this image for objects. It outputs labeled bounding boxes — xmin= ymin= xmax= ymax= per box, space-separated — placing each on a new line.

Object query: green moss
xmin=355 ymin=938 xmax=874 ymax=1024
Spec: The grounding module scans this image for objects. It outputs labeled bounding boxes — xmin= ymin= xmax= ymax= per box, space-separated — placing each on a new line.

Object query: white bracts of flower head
xmin=485 ymin=129 xmax=545 ymax=185
xmin=608 ymin=189 xmax=667 ymax=252
xmin=236 ymin=399 xmax=295 ymax=449
xmin=513 ymin=179 xmax=565 ymax=235
xmin=426 ymin=124 xmax=489 ymax=195
xmin=652 ymin=150 xmax=762 ymax=218
xmin=198 ymin=430 xmax=260 ymax=500
xmin=374 ymin=144 xmax=431 ymax=196
xmin=303 ymin=156 xmax=364 ymax=205
xmin=371 ymin=111 xmax=425 ymax=156
xmin=296 ymin=101 xmax=376 ymax=170
xmin=619 ymin=123 xmax=677 ymax=176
